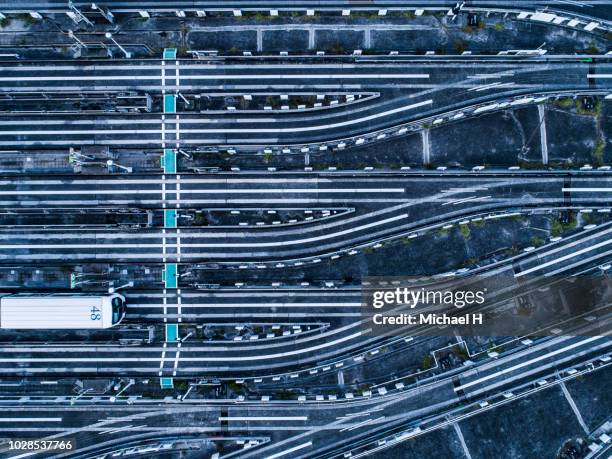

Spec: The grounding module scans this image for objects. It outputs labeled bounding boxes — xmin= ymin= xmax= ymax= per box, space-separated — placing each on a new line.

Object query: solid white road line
xmin=453 ymin=336 xmax=603 ymax=392
xmin=129 ymin=303 xmax=362 ymax=308
xmin=265 ymin=442 xmax=313 ymax=459
xmin=0 ymin=188 xmax=404 ymax=196
xmin=0 ymin=100 xmax=433 ymax=135
xmin=219 ymin=417 xmax=308 ymax=421
xmin=562 ymin=188 xmax=612 ymax=192
xmin=0 ymin=418 xmax=62 ymax=422
xmin=515 ymin=238 xmax=612 ymax=277
xmin=0 ymin=332 xmax=363 ymax=363
xmin=0 ymin=73 xmax=429 ymax=82
xmin=0 ymin=213 xmax=408 ymax=249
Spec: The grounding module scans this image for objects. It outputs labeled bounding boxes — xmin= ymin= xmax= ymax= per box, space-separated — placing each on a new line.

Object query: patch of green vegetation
xmin=548 ymin=160 xmax=574 ymax=170
xmin=275 ymin=390 xmax=296 ymax=400
xmin=421 ymin=354 xmax=434 ymax=370
xmin=531 ymin=236 xmax=543 ymax=248
xmin=422 ymin=122 xmax=433 ymax=129
xmin=193 ymin=212 xmax=208 ymax=226
xmin=488 ymin=340 xmax=505 ymax=354
xmin=550 ymin=213 xmax=577 ymax=237
xmin=437 ymin=227 xmax=450 ymax=236
xmin=265 ymin=95 xmax=280 ymax=109
xmin=356 ymin=384 xmax=370 ymax=393
xmin=0 ymin=17 xmax=11 ymax=28
xmin=400 ymin=236 xmax=413 ymax=245
xmin=263 ymin=151 xmax=273 ymax=163
xmin=459 ymin=224 xmax=470 ymax=239
xmin=504 ymin=246 xmax=519 ymax=257
xmin=462 ymin=21 xmax=485 ymax=33
xmin=454 ymin=346 xmax=469 ymax=361
xmin=399 ymin=11 xmax=416 ymax=19
xmin=594 ymin=136 xmax=606 ymax=167
xmin=585 ymin=39 xmax=600 ymax=55
xmin=173 ymin=379 xmax=189 ymax=391
xmin=471 ymin=219 xmax=485 ymax=228
xmin=453 ymin=40 xmax=468 ymax=54
xmin=519 ymin=160 xmax=545 ymax=170
xmin=328 ymin=42 xmax=345 ymax=54
xmin=245 ymin=11 xmax=269 ymax=21
xmin=17 ymin=13 xmax=35 ymax=26
xmin=553 ymin=97 xmax=575 ymax=109
xmin=226 ymin=381 xmax=244 ymax=393
xmin=464 ymin=257 xmax=479 ymax=267
xmin=576 ymin=98 xmax=602 ymax=117
xmin=494 ymin=22 xmax=505 ymax=31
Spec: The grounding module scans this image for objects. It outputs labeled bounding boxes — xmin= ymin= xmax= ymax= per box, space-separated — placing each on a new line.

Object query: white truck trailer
xmin=0 ymin=293 xmax=126 ymax=329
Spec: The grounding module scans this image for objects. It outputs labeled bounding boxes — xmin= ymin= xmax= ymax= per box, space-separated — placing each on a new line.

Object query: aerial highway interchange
xmin=0 ymin=2 xmax=610 ymax=459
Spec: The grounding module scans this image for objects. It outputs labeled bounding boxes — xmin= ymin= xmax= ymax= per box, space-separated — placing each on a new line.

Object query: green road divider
xmin=164 ymin=209 xmax=177 ymax=228
xmin=161 ymin=149 xmax=176 ymax=174
xmin=162 ymin=263 xmax=178 ymax=289
xmin=164 ymin=94 xmax=176 ymax=113
xmin=163 ymin=48 xmax=177 ymax=60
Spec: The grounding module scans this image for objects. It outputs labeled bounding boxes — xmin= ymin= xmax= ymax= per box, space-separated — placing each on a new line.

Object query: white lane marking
xmin=173 ymin=344 xmax=181 ymax=376
xmin=515 ymin=238 xmax=612 ymax=277
xmin=538 ymin=104 xmax=548 ymax=165
xmin=0 ymin=73 xmax=429 ymax=81
xmin=453 ymin=423 xmax=473 ymax=459
xmin=441 ymin=187 xmax=490 ymax=193
xmin=219 ymin=417 xmax=308 ymax=421
xmin=265 ymin=442 xmax=313 ymax=459
xmin=0 ymin=100 xmax=432 ymax=135
xmin=453 ymin=336 xmax=603 ymax=392
xmin=559 ymin=381 xmax=589 ymax=434
xmin=0 ymin=418 xmax=62 ymax=422
xmin=451 ymin=195 xmax=491 ymax=205
xmin=159 ymin=342 xmax=167 ymax=373
xmin=441 ymin=195 xmax=487 ymax=206
xmin=0 ymin=177 xmax=397 ymax=185
xmin=0 ymin=188 xmax=404 ymax=195
xmin=177 ymin=288 xmax=182 ymax=322
xmin=129 ymin=302 xmax=362 ymax=308
xmin=178 ymin=100 xmax=433 ymax=133
xmin=469 ymin=81 xmax=502 ymax=91
xmin=341 ymin=416 xmax=386 ymax=432
xmin=0 ymin=331 xmax=363 ymax=363
xmin=562 ymin=188 xmax=612 ymax=192
xmin=0 ymin=199 xmax=410 ymax=205
xmin=0 ymin=213 xmax=408 ymax=249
